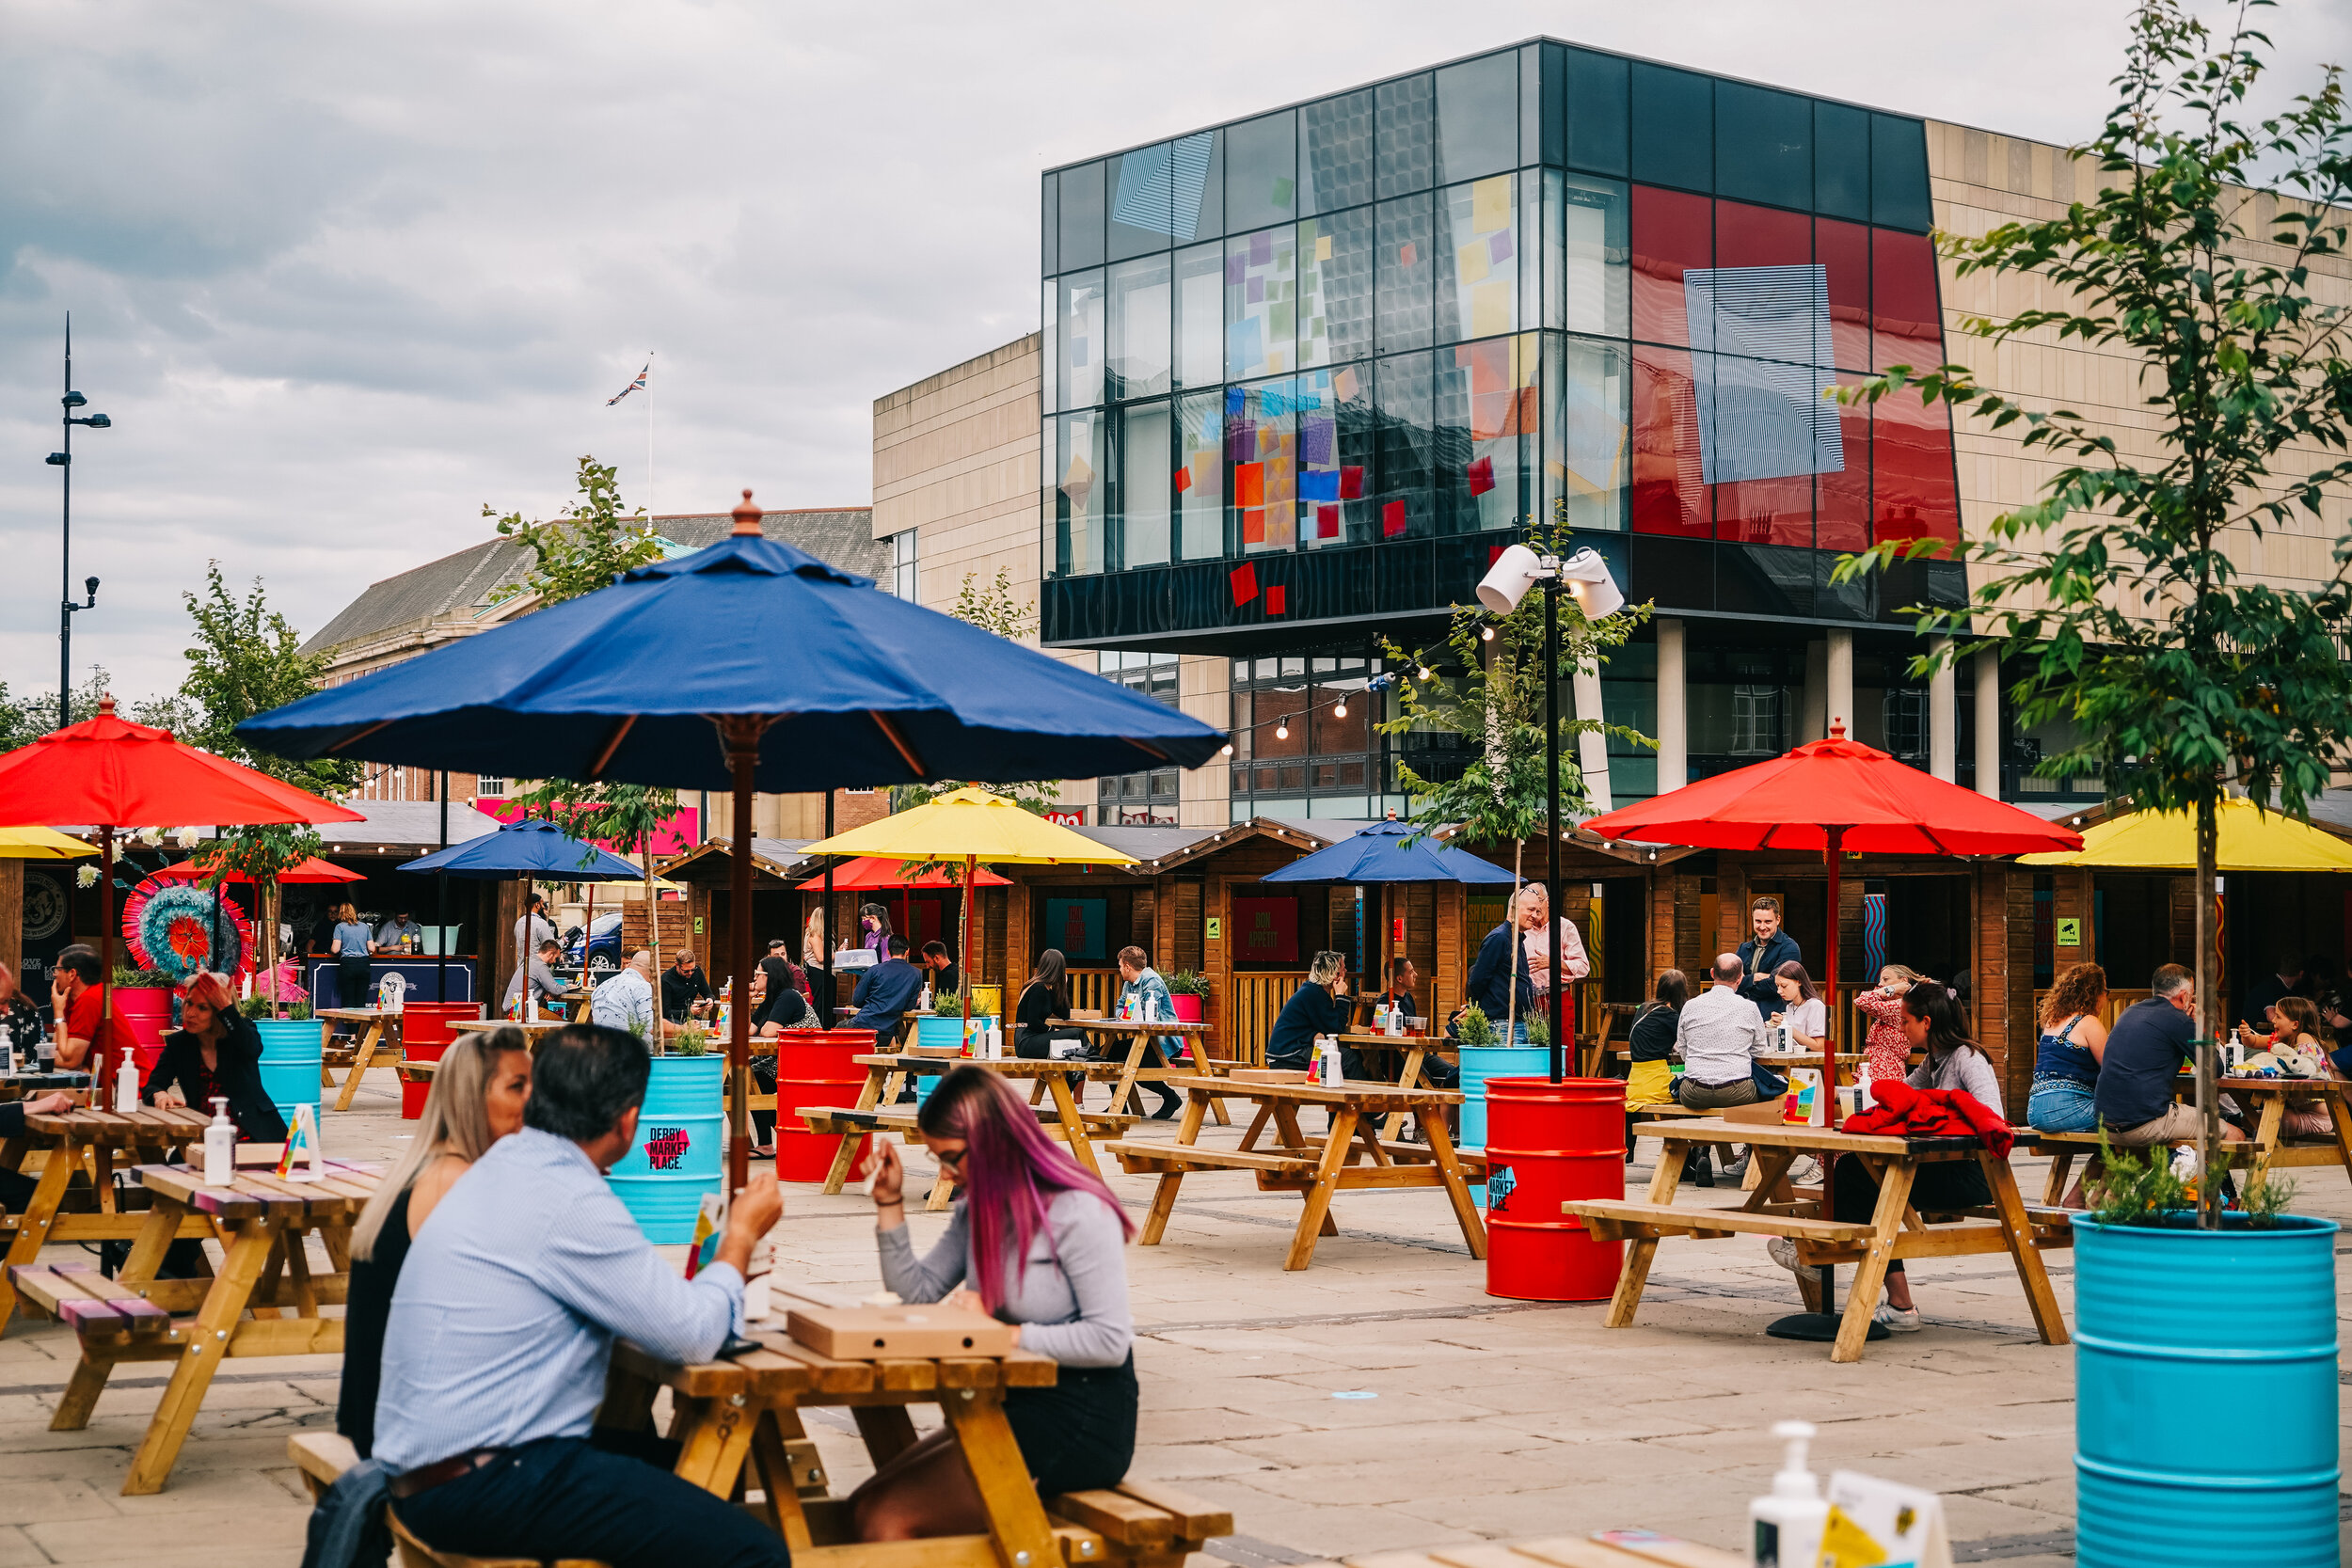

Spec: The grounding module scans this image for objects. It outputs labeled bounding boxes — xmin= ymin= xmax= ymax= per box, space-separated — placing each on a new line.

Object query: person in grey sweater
xmin=850 ymin=1067 xmax=1137 ymax=1542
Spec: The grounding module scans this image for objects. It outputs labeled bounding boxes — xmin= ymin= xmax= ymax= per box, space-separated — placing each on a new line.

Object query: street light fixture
xmin=52 ymin=314 xmax=112 ymax=731
xmin=1472 ymin=541 xmax=1628 ymax=1082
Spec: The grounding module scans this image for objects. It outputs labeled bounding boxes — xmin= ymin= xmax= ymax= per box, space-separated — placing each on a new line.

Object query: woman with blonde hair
xmin=2026 ymin=961 xmax=2109 ymax=1133
xmin=337 ymin=1030 xmax=532 ymax=1457
xmin=145 ymin=972 xmax=286 ymax=1143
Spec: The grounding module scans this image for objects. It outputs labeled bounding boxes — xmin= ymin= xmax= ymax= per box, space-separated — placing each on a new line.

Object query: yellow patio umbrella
xmin=0 ymin=826 xmax=98 ymax=859
xmin=2018 ymin=795 xmax=2352 ymax=872
xmin=803 ymin=786 xmax=1136 ymax=1033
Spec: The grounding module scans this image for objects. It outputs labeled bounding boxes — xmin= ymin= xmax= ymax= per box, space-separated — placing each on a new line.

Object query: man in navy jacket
xmin=1735 ymin=897 xmax=1802 ymax=1019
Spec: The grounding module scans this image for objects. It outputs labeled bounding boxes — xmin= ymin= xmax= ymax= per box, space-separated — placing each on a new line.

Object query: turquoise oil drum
xmin=609 ymin=1053 xmax=724 ymax=1243
xmin=250 ymin=1018 xmax=322 ymax=1132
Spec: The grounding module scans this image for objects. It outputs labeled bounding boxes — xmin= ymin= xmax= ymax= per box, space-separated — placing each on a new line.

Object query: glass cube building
xmin=1041 ymin=40 xmax=1978 ymax=819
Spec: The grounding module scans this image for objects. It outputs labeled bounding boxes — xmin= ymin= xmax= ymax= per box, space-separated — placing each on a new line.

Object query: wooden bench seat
xmin=1629 ymin=1101 xmax=1708 ymax=1117
xmin=1565 ymin=1199 xmax=1876 ymax=1243
xmin=1102 ymin=1140 xmax=1318 ymax=1176
xmin=803 ymin=1105 xmax=1137 ymax=1135
xmin=1374 ymin=1141 xmax=1489 ymax=1179
xmin=8 ymin=1263 xmax=174 ymax=1336
xmin=1045 ymin=1478 xmax=1233 ymax=1566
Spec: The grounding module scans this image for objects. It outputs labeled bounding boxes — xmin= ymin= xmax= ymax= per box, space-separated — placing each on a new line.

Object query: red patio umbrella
xmin=0 ymin=698 xmax=361 ymax=1094
xmin=151 ymin=854 xmax=365 ymax=884
xmin=796 ymin=856 xmax=1014 ymax=892
xmin=1581 ymin=723 xmax=2081 ymax=1128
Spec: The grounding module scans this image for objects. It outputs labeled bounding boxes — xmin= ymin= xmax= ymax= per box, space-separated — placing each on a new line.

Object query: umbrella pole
xmin=723 ymin=721 xmax=761 ymax=1199
xmin=821 ymin=793 xmax=834 ymax=1026
xmin=437 ymin=771 xmax=449 ymax=1004
xmin=1822 ymin=826 xmax=1843 ymax=1130
xmin=961 ymin=855 xmax=975 ymax=1043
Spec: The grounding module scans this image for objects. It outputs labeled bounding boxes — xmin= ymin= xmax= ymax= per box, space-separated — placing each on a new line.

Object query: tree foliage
xmin=176 ymin=561 xmax=358 ymax=796
xmin=1834 ymin=0 xmax=2352 ymax=1222
xmin=488 ymin=455 xmax=666 ymax=608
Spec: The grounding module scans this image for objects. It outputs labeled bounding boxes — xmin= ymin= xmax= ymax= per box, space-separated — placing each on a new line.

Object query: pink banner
xmin=479 ymin=801 xmax=700 ymax=859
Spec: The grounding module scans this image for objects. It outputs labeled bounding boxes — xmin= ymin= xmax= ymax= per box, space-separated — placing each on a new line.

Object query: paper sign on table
xmin=1820 ymin=1470 xmax=1952 ymax=1568
xmin=277 ymin=1103 xmax=322 ymax=1182
xmin=684 ymin=1192 xmax=724 ymax=1280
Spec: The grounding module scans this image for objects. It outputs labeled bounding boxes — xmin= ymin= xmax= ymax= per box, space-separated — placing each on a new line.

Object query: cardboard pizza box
xmin=786 ymin=1301 xmax=1017 ymax=1359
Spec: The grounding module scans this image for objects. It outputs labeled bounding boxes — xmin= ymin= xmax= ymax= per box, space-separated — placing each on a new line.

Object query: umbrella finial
xmin=97 ymin=693 xmax=116 ymax=719
xmin=731 ymin=489 xmax=763 ymax=537
xmin=1829 ymin=720 xmax=1847 ymax=740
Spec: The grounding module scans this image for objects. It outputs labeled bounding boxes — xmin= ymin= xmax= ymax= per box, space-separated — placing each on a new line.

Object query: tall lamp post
xmin=1477 ymin=543 xmax=1625 ymax=1082
xmin=47 ymin=315 xmax=110 ymax=729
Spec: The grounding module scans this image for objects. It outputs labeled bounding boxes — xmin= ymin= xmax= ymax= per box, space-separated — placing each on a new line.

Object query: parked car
xmin=563 ymin=911 xmax=624 ymax=974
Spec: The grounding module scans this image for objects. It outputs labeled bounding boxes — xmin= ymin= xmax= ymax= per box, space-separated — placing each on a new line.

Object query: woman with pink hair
xmin=850 ymin=1067 xmax=1137 ymax=1541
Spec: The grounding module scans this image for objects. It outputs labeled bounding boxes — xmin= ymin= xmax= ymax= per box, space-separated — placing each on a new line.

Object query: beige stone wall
xmin=1927 ymin=120 xmax=2352 ymax=616
xmin=871 ymin=334 xmax=1232 ymax=827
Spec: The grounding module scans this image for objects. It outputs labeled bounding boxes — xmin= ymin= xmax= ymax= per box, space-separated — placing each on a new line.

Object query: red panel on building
xmin=1872 ymin=382 xmax=1961 ymax=546
xmin=1630 ymin=342 xmax=1709 ymax=536
xmin=1871 ymin=229 xmax=1943 ymax=372
xmin=1231 ymin=895 xmax=1300 ymax=963
xmin=1817 ymin=217 xmax=1871 ymax=372
xmin=1629 ymin=184 xmax=1712 ymax=348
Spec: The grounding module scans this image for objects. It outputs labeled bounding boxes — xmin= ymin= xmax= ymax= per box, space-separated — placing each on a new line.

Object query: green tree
xmin=1379 ymin=511 xmax=1652 ymax=1040
xmin=491 ymin=457 xmax=676 ymax=973
xmin=1835 ymin=0 xmax=2352 ymax=1223
xmin=887 ymin=570 xmax=1062 ymax=818
xmin=487 ymin=455 xmax=666 ymax=608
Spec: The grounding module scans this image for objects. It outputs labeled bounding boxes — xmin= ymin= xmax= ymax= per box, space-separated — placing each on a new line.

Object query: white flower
xmin=135 ymin=826 xmax=164 ymax=847
xmin=76 ymin=865 xmax=99 ymax=889
xmin=173 ymin=827 xmax=203 ymax=848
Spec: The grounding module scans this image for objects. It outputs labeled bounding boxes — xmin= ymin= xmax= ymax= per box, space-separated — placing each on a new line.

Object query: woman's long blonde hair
xmin=350 ymin=1030 xmax=524 ymax=1260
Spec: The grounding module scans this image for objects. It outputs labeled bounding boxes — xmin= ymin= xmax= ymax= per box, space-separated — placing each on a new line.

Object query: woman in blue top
xmin=330 ymin=902 xmax=375 ymax=1011
xmin=2026 ymin=961 xmax=2109 ymax=1133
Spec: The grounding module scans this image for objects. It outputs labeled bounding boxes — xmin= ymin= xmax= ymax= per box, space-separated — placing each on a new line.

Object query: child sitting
xmin=1851 ymin=965 xmax=1921 ymax=1086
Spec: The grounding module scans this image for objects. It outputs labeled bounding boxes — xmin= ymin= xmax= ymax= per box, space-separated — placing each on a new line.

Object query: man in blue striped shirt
xmin=375 ymin=1022 xmax=787 ymax=1566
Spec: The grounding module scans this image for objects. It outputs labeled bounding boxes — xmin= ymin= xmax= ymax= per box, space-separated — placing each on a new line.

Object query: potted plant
xmin=1166 ymin=970 xmax=1209 ymax=1025
xmin=1450 ymin=1001 xmax=1544 ymax=1159
xmin=914 ymin=992 xmax=997 ymax=1055
xmin=2071 ymin=1140 xmax=2337 ymax=1564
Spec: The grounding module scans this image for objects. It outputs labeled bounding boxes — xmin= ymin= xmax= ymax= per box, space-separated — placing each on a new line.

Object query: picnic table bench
xmin=0 ymin=1107 xmax=216 ymax=1336
xmin=1567 ymin=1117 xmax=2069 ymax=1363
xmin=1311 ymin=1532 xmax=1744 ymax=1568
xmin=2026 ymin=1075 xmax=2352 ymax=1203
xmin=313 ymin=1007 xmax=404 ymax=1111
xmin=1043 ymin=1015 xmax=1222 ymax=1118
xmin=12 ymin=1159 xmax=377 ymax=1493
xmin=1105 ymin=1074 xmax=1486 ymax=1270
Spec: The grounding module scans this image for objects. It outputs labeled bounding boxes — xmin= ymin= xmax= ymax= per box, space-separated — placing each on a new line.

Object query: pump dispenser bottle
xmin=1750 ymin=1420 xmax=1828 ymax=1567
xmin=202 ymin=1097 xmax=235 ymax=1188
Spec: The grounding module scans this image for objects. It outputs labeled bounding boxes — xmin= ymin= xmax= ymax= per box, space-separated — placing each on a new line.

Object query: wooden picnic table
xmin=2031 ymin=1073 xmax=2352 ymax=1204
xmin=448 ymin=1016 xmax=565 ymax=1040
xmin=0 ymin=1107 xmax=217 ymax=1336
xmin=0 ymin=1070 xmax=91 ymax=1101
xmin=596 ymin=1317 xmax=1234 ymax=1565
xmin=1104 ymin=1074 xmax=1487 ymax=1271
xmin=1044 ymin=1016 xmax=1218 ymax=1118
xmin=801 ymin=1053 xmax=1140 ymax=1209
xmin=8 ymin=1159 xmax=379 ymax=1494
xmin=1567 ymin=1117 xmax=2071 ymax=1363
xmin=313 ymin=1007 xmax=405 ymax=1112
xmin=1333 ymin=1033 xmax=1456 ymax=1137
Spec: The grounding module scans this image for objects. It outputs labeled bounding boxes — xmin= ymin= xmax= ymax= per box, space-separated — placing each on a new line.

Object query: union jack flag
xmin=607 ymin=362 xmax=649 ymax=404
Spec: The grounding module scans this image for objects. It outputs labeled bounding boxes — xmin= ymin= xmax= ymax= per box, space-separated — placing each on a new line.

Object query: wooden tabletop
xmin=616 ymin=1330 xmax=1061 ymax=1400
xmin=853 ymin=1053 xmax=1131 ymax=1079
xmin=24 ymin=1107 xmax=213 ymax=1145
xmin=314 ymin=1008 xmax=396 ymax=1022
xmin=1166 ymin=1072 xmax=1462 ymax=1108
xmin=1336 ymin=1033 xmax=1447 ymax=1048
xmin=0 ymin=1071 xmax=91 ymax=1089
xmin=134 ymin=1161 xmax=381 ymax=1220
xmin=2217 ymin=1075 xmax=2347 ymax=1092
xmin=450 ymin=1017 xmax=563 ymax=1034
xmin=1630 ymin=1115 xmax=1993 ymax=1156
xmin=1047 ymin=1017 xmax=1213 ymax=1035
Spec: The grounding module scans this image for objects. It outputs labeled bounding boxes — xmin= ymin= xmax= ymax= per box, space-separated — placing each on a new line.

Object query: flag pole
xmin=645 ymin=350 xmax=655 ymax=531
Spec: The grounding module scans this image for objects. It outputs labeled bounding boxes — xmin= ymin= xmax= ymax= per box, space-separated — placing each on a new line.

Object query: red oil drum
xmin=1483 ymin=1076 xmax=1626 ymax=1302
xmin=396 ymin=1002 xmax=482 ymax=1120
xmin=776 ymin=1028 xmax=878 ymax=1182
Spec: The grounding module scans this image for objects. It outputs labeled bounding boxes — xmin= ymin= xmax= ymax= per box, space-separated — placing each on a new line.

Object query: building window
xmin=885 ymin=531 xmax=918 ymax=600
xmin=1097 ymin=653 xmax=1182 ymax=823
xmin=476 ymin=776 xmax=508 ymax=799
xmin=1227 ymin=651 xmax=1404 ymax=819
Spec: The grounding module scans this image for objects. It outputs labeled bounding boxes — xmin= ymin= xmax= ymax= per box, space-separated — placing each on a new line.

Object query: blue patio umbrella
xmin=400 ymin=817 xmax=647 ymax=1008
xmin=240 ymin=494 xmax=1226 ymax=1192
xmin=1261 ymin=819 xmax=1518 ymax=999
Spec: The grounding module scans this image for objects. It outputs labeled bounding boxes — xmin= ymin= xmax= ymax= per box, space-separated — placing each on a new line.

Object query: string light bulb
xmin=1275 ymin=718 xmax=1290 ymax=740
xmin=1332 ymin=698 xmax=1348 ymax=719
xmin=1417 ymin=664 xmax=1432 ymax=681
xmin=1221 ymin=742 xmax=1234 ymax=756
xmin=1481 ymin=626 xmax=1495 ymax=641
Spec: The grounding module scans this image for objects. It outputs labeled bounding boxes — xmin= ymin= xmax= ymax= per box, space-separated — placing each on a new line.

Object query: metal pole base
xmin=1764 ymin=1266 xmax=1889 ymax=1343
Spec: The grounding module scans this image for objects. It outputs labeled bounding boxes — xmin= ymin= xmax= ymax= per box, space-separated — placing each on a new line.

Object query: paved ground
xmin=1 ymin=1069 xmax=2346 ymax=1566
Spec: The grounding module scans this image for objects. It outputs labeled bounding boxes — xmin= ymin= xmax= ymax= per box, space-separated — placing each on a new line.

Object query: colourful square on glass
xmin=1382 ymin=499 xmax=1407 ymax=537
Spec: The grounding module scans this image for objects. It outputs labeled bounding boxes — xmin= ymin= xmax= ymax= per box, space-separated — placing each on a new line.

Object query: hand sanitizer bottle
xmin=115 ymin=1044 xmax=139 ymax=1113
xmin=1749 ymin=1420 xmax=1828 ymax=1567
xmin=202 ymin=1097 xmax=235 ymax=1187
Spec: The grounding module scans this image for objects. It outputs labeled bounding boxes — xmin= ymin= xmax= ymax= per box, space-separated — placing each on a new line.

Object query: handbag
xmin=1749 ymin=1059 xmax=1789 ymax=1100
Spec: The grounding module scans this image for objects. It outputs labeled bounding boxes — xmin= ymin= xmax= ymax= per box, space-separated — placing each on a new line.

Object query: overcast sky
xmin=2 ymin=0 xmax=2344 ymax=705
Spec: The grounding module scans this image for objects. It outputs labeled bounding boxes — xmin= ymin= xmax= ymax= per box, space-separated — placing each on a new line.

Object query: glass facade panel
xmin=1058 ymin=161 xmax=1104 ymax=271
xmin=1040 ymin=278 xmax=1058 ymax=413
xmin=1228 ymin=375 xmax=1297 ymax=555
xmin=1815 ymin=102 xmax=1869 ymax=222
xmin=1112 ymin=401 xmax=1173 ymax=568
xmin=1871 ymin=228 xmax=1941 ymax=371
xmin=1436 ymin=173 xmax=1519 ymax=344
xmin=1374 ymin=351 xmax=1435 ymax=539
xmin=1285 ymin=365 xmax=1371 ymax=548
xmin=1175 ymin=388 xmax=1226 ymax=559
xmin=1297 ymin=204 xmax=1373 ymax=369
xmin=1375 ymin=73 xmax=1434 ymax=198
xmin=1225 ymin=226 xmax=1297 ymax=380
xmin=1300 ymin=90 xmax=1374 ymax=218
xmin=1049 ymin=411 xmax=1107 ymax=576
xmin=1375 ymin=193 xmax=1434 ymax=353
xmin=1523 ymin=44 xmax=1547 ymax=170
xmin=1438 ymin=333 xmax=1539 ymax=533
xmin=1058 ymin=270 xmax=1105 ymax=410
xmin=1629 ymin=63 xmax=1710 ymax=193
xmin=1872 ymin=383 xmax=1959 ymax=546
xmin=1714 ymin=81 xmax=1811 ymax=212
xmin=1183 ymin=130 xmax=1224 ymax=244
xmin=1817 ymin=217 xmax=1871 ymax=371
xmin=1106 ymin=143 xmax=1175 ymax=261
xmin=1556 ymin=174 xmax=1629 ymax=338
xmin=1435 ymin=53 xmax=1518 ymax=185
xmin=1629 ymin=184 xmax=1710 ymax=347
xmin=1818 ymin=368 xmax=1871 ymax=551
xmin=1630 ymin=341 xmax=1708 ymax=536
xmin=1715 ymin=199 xmax=1809 ymax=270
xmin=1562 ymin=46 xmax=1629 ymax=176
xmin=1226 ymin=110 xmax=1296 ymax=232
xmin=1869 ymin=113 xmax=1932 ymax=231
xmin=1041 ymin=173 xmax=1057 ymax=276
xmin=1173 ymin=243 xmax=1224 ymax=389
xmin=1548 ymin=332 xmax=1629 ymax=532
xmin=1106 ymin=255 xmax=1171 ymax=402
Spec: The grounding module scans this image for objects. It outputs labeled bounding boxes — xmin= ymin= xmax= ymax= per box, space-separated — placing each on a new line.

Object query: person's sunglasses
xmin=934 ymin=1147 xmax=969 ymax=1170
